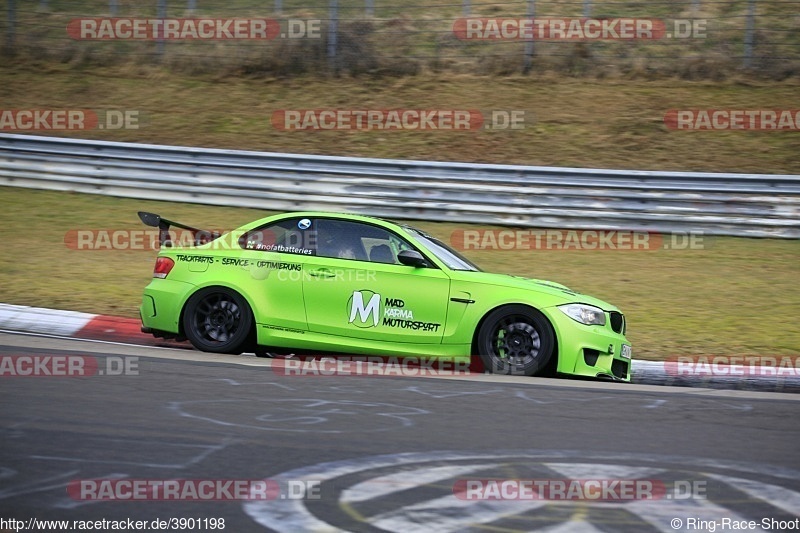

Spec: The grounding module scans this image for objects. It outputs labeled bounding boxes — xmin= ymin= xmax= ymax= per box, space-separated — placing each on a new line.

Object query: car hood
xmin=449 ymin=271 xmax=619 ymax=311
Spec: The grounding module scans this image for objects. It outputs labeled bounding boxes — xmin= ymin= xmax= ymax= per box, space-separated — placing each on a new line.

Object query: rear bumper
xmin=139 ymin=278 xmax=195 ymax=335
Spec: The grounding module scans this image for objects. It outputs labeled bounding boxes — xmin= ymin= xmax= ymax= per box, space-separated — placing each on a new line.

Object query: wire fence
xmin=2 ymin=1 xmax=799 ymax=78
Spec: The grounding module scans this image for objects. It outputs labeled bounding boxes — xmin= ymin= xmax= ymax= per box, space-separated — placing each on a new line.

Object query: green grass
xmin=1 ymin=186 xmax=798 ymax=361
xmin=1 ymin=63 xmax=799 ymax=173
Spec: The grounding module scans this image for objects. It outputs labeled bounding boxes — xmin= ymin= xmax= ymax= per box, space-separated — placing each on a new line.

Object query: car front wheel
xmin=476 ymin=305 xmax=555 ymax=376
xmin=183 ymin=287 xmax=253 ymax=354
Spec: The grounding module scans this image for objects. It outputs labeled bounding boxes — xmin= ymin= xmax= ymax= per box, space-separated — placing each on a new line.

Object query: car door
xmin=237 ymin=216 xmax=314 ymax=332
xmin=301 ymin=218 xmax=451 ymax=344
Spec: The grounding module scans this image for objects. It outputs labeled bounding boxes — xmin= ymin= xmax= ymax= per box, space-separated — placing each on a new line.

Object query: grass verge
xmin=1 ymin=63 xmax=799 ymax=173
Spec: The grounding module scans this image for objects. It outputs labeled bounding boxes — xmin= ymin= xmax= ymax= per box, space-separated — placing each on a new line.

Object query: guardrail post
xmin=275 ymin=0 xmax=282 ymax=15
xmin=743 ymin=0 xmax=756 ymax=68
xmin=187 ymin=0 xmax=196 ymax=14
xmin=328 ymin=0 xmax=339 ymax=73
xmin=523 ymin=0 xmax=535 ymax=73
xmin=5 ymin=0 xmax=16 ymax=53
xmin=583 ymin=0 xmax=591 ymax=16
xmin=157 ymin=0 xmax=167 ymax=59
xmin=463 ymin=0 xmax=470 ymax=16
xmin=110 ymin=0 xmax=118 ymax=16
xmin=366 ymin=0 xmax=374 ymax=17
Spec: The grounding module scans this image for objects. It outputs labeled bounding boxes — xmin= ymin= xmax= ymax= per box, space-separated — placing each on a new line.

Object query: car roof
xmin=247 ymin=211 xmax=398 ymax=228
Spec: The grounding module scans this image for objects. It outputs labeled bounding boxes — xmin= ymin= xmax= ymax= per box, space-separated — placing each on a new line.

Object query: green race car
xmin=138 ymin=211 xmax=632 ymax=380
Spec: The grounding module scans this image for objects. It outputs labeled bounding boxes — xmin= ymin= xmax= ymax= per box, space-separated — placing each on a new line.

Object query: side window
xmin=238 ymin=217 xmax=316 ymax=256
xmin=315 ymin=219 xmax=413 ymax=265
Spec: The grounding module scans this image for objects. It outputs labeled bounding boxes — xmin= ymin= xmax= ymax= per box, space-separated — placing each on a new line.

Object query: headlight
xmin=558 ymin=304 xmax=606 ymax=326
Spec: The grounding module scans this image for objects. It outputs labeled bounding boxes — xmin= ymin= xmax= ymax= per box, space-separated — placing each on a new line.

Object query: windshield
xmin=404 ymin=226 xmax=482 ymax=272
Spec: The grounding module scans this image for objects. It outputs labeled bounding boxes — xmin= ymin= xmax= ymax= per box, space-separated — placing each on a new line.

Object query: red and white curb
xmin=0 ymin=303 xmax=797 ymax=392
xmin=0 ymin=303 xmax=186 ymax=347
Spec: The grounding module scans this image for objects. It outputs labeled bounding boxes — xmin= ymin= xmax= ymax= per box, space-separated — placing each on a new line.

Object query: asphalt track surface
xmin=1 ymin=332 xmax=799 ymax=532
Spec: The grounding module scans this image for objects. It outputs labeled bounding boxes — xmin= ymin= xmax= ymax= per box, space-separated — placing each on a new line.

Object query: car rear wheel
xmin=477 ymin=305 xmax=554 ymax=376
xmin=183 ymin=287 xmax=252 ymax=354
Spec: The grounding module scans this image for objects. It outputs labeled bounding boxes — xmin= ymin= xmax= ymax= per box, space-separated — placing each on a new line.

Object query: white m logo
xmin=349 ymin=291 xmax=380 ymax=327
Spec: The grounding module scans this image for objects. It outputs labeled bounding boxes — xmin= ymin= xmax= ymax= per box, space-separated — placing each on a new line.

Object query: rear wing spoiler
xmin=137 ymin=211 xmax=221 ymax=247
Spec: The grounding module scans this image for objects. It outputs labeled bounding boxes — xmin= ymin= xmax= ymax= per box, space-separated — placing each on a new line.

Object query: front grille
xmin=611 ymin=359 xmax=629 ymax=380
xmin=609 ymin=312 xmax=625 ymax=334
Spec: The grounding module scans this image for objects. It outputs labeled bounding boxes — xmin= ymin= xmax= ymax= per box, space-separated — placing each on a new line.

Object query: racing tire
xmin=183 ymin=287 xmax=253 ymax=355
xmin=476 ymin=305 xmax=555 ymax=376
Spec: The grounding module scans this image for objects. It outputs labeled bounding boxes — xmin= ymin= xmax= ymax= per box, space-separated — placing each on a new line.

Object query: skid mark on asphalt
xmin=514 ymin=390 xmax=616 ymax=405
xmin=210 ymin=378 xmax=295 ymax=390
xmin=52 ymin=473 xmax=130 ymax=509
xmin=398 ymin=386 xmax=506 ymax=399
xmin=324 ymin=385 xmax=369 ymax=394
xmin=638 ymin=398 xmax=752 ymax=411
xmin=0 ymin=417 xmax=42 ymax=439
xmin=168 ymin=398 xmax=431 ymax=433
xmin=28 ymin=438 xmax=232 ymax=469
xmin=204 ymin=376 xmax=759 ymax=413
xmin=0 ymin=469 xmax=81 ymax=500
xmin=0 ymin=436 xmax=235 ymax=509
xmin=515 ymin=392 xmax=754 ymax=411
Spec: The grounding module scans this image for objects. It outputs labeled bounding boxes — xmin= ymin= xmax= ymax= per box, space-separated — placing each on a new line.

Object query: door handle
xmin=308 ymin=269 xmax=336 ymax=278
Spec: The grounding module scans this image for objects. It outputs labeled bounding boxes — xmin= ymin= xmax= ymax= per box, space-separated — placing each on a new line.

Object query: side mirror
xmin=398 ymin=249 xmax=429 ymax=268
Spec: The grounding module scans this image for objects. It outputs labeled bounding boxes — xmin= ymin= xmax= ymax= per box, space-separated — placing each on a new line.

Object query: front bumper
xmin=546 ymin=307 xmax=632 ymax=382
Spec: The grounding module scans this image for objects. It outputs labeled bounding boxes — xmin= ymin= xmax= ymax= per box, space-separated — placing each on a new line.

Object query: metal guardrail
xmin=1 ymin=133 xmax=799 ymax=238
